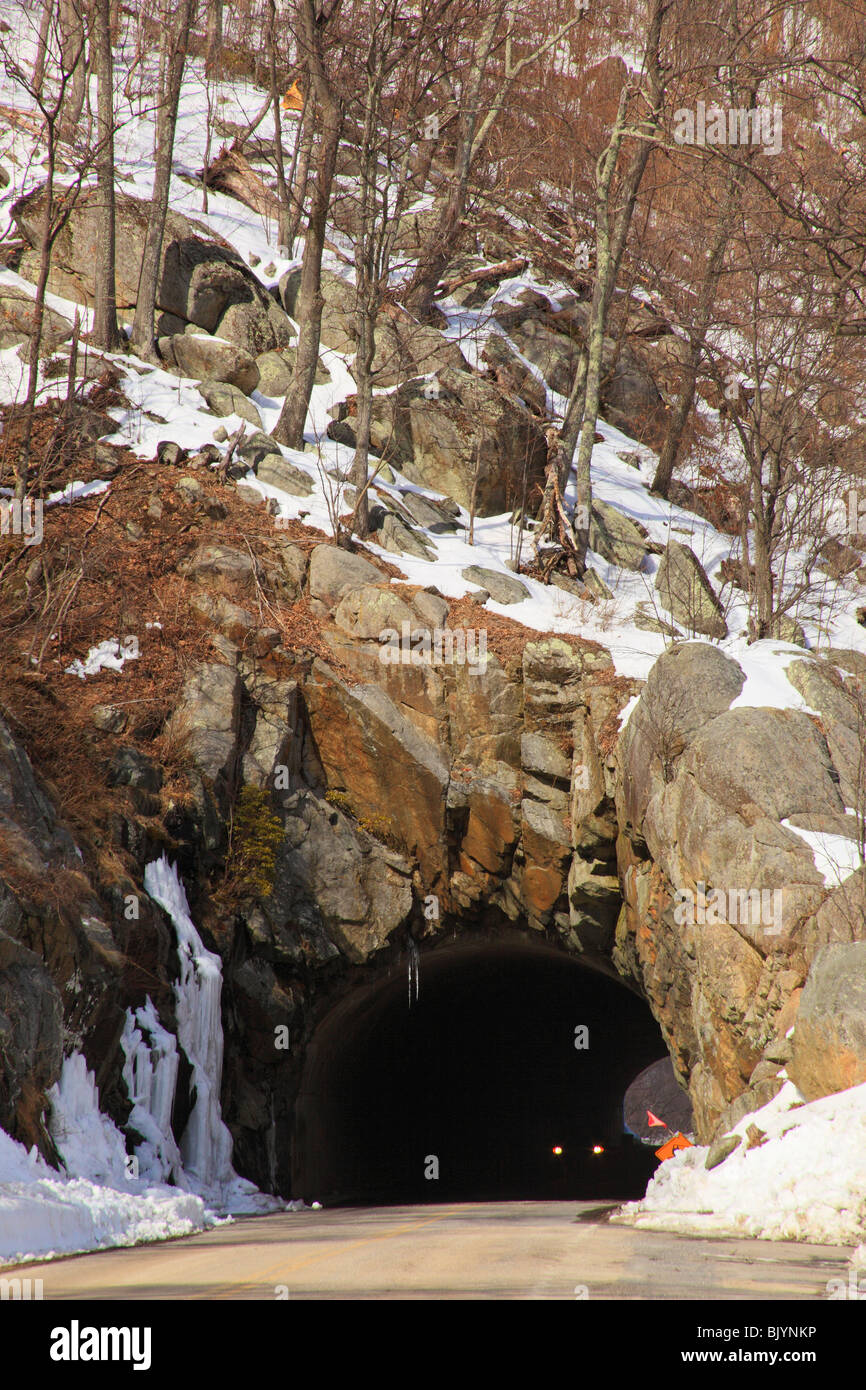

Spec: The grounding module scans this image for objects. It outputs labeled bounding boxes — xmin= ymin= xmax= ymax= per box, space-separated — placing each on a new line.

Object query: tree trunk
xmin=565 ymin=0 xmax=667 ymax=569
xmin=272 ymin=0 xmax=342 ymax=449
xmin=17 ymin=127 xmax=57 ymax=500
xmin=267 ymin=0 xmax=292 ymax=249
xmin=652 ymin=188 xmax=738 ymax=497
xmin=91 ymin=0 xmax=122 ymax=350
xmin=285 ymin=100 xmax=315 ymax=253
xmin=205 ymin=0 xmax=223 ymax=78
xmin=401 ymin=8 xmax=501 ymax=321
xmin=59 ymin=0 xmax=87 ymax=140
xmin=273 ymin=102 xmax=341 ymax=447
xmin=130 ymin=0 xmax=195 ymax=357
xmin=31 ymin=0 xmax=53 ymax=99
xmin=350 ymin=307 xmax=374 ymax=539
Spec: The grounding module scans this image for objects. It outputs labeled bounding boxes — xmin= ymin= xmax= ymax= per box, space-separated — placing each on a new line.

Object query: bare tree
xmin=346 ymin=0 xmax=449 ymax=538
xmin=565 ymin=0 xmax=670 ymax=573
xmin=58 ymin=0 xmax=88 ymax=141
xmin=1 ymin=11 xmax=88 ymax=499
xmin=402 ymin=2 xmax=585 ymax=322
xmin=272 ymin=0 xmax=343 ymax=450
xmin=205 ymin=0 xmax=223 ymax=78
xmin=130 ymin=0 xmax=197 ymax=358
xmin=31 ymin=0 xmax=54 ymax=99
xmin=91 ymin=0 xmax=122 ymax=350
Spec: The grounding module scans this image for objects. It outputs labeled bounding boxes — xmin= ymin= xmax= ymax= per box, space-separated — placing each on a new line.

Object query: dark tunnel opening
xmin=293 ymin=936 xmax=668 ymax=1206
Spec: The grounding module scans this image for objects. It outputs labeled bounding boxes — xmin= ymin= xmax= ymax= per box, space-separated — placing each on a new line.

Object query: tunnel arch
xmin=292 ymin=931 xmax=666 ymax=1205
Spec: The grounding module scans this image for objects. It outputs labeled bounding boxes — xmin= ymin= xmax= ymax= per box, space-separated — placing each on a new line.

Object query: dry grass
xmin=0 ymin=403 xmax=381 ymax=884
xmin=446 ymin=593 xmax=609 ymax=675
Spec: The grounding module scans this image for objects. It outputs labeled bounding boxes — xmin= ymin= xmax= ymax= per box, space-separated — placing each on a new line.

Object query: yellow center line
xmin=209 ymin=1208 xmax=463 ymax=1299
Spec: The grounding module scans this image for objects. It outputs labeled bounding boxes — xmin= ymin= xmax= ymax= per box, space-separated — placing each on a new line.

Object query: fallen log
xmin=437 ymin=256 xmax=528 ymax=297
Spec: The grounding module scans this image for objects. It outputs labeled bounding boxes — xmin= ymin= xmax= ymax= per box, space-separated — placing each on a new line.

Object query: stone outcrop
xmin=1 ymin=498 xmax=862 ymax=1196
xmin=655 ymin=542 xmax=728 ymax=639
xmin=12 ymin=185 xmax=295 ymax=356
xmin=789 ymin=943 xmax=866 ymax=1100
xmin=0 ymin=286 xmax=73 ymax=351
xmin=368 ymin=367 xmax=548 ymax=515
xmin=615 ymin=640 xmax=864 ymax=1139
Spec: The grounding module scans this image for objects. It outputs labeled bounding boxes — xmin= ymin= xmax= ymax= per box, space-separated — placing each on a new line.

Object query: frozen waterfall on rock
xmin=130 ymin=854 xmax=280 ymax=1213
xmin=120 ymin=999 xmax=185 ymax=1188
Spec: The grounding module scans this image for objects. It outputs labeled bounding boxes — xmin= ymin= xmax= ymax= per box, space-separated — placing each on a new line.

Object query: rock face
xmin=489 ymin=290 xmax=664 ymax=440
xmin=158 ymin=333 xmax=260 ymax=394
xmin=615 ymin=640 xmax=863 ymax=1139
xmin=789 ymin=943 xmax=866 ymax=1100
xmin=1 ymin=493 xmax=861 ymax=1199
xmin=368 ymin=367 xmax=548 ymax=515
xmin=460 ymin=566 xmax=530 ymax=604
xmin=0 ymin=286 xmax=73 ymax=350
xmin=0 ymin=718 xmax=175 ymax=1157
xmin=590 ymin=500 xmax=656 ymax=572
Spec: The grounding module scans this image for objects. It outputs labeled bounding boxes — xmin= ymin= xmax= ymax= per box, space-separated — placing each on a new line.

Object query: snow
xmin=613 ymin=1078 xmax=866 ymax=1247
xmin=0 ymin=0 xmax=864 ymax=1265
xmin=0 ymin=856 xmax=287 ymax=1269
xmin=780 ymin=820 xmax=863 ymax=888
xmin=727 ymin=641 xmax=821 ymax=712
xmin=65 ymin=636 xmax=139 ymax=680
xmin=121 ymin=1000 xmax=185 ymax=1188
xmin=0 ymin=1056 xmax=213 ymax=1267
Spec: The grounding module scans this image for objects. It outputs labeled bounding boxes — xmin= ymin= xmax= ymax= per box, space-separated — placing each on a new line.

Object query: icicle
xmin=120 ymin=999 xmax=186 ymax=1188
xmin=407 ymin=936 xmax=420 ymax=1008
xmin=142 ymin=854 xmax=276 ymax=1213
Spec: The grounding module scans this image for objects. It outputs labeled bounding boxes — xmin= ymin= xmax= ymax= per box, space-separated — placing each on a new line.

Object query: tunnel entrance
xmin=293 ymin=935 xmax=667 ymax=1205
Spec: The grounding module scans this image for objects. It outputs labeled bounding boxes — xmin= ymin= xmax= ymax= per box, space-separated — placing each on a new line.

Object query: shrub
xmin=226 ymin=785 xmax=284 ymax=900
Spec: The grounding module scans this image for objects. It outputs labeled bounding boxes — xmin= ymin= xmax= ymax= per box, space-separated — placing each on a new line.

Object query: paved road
xmin=15 ymin=1202 xmax=850 ymax=1301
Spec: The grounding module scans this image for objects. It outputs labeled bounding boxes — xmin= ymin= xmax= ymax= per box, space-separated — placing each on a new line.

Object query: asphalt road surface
xmin=14 ymin=1202 xmax=851 ymax=1300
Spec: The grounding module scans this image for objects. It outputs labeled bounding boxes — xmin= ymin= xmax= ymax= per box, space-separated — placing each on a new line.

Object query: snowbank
xmin=0 ymin=1058 xmax=213 ymax=1267
xmin=0 ymin=857 xmax=285 ymax=1269
xmin=613 ymin=1078 xmax=866 ymax=1246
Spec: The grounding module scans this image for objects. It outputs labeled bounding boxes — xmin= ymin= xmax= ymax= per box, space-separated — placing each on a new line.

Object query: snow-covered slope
xmin=613 ymin=1075 xmax=866 ymax=1248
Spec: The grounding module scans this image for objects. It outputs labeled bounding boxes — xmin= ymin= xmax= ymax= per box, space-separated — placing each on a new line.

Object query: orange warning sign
xmin=654 ymin=1132 xmax=694 ymax=1161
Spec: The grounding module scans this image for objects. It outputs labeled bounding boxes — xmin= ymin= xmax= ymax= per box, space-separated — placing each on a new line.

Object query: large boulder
xmin=0 ymin=286 xmax=73 ymax=351
xmin=369 ymin=316 xmax=469 ymax=388
xmin=12 ymin=185 xmax=294 ymax=354
xmin=481 ymin=332 xmax=548 ymax=411
xmin=279 ymin=266 xmax=357 ymax=354
xmin=590 ymin=500 xmax=655 ymax=572
xmin=461 ymin=566 xmax=530 ymax=605
xmin=254 ymin=454 xmax=314 ymax=497
xmin=492 ymin=293 xmax=664 ymax=435
xmin=255 ymin=347 xmax=329 ymax=395
xmin=196 ymin=379 xmax=262 ymax=428
xmin=789 ymin=943 xmax=866 ymax=1100
xmin=308 ymin=544 xmax=384 ymax=608
xmin=615 ymin=640 xmax=862 ymax=1137
xmin=786 ymin=658 xmax=865 ymax=810
xmin=655 ymin=542 xmax=728 ymax=639
xmin=158 ymin=332 xmax=260 ymax=393
xmin=369 ymin=367 xmax=548 ymax=516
